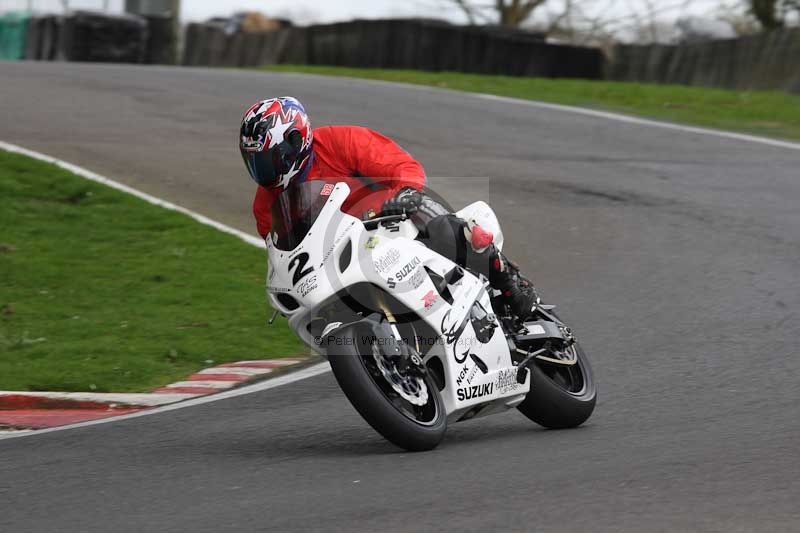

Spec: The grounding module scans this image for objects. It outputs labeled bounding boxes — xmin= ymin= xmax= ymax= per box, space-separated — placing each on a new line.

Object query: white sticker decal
xmin=497 ymin=368 xmax=521 ymax=394
xmin=297 ymin=275 xmax=318 ymax=297
xmin=373 ymin=248 xmax=402 ymax=274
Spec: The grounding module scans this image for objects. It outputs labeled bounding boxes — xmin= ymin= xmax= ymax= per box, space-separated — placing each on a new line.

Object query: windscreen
xmin=270 ymin=181 xmax=334 ymax=251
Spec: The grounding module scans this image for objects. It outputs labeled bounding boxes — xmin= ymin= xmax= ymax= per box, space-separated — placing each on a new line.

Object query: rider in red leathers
xmin=252 ymin=123 xmax=426 ymax=238
xmin=242 ymin=97 xmax=538 ymax=319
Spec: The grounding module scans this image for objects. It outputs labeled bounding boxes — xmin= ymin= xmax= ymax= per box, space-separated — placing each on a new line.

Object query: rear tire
xmin=328 ymin=336 xmax=447 ymax=452
xmin=517 ymin=342 xmax=596 ymax=429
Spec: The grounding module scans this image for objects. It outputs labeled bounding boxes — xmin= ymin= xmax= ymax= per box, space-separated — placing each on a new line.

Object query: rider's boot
xmin=488 ymin=250 xmax=539 ymax=321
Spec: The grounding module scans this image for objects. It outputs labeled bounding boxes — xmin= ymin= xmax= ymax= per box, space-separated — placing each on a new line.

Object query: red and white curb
xmin=0 ymin=358 xmax=305 ymax=431
xmin=152 ymin=359 xmax=303 ymax=395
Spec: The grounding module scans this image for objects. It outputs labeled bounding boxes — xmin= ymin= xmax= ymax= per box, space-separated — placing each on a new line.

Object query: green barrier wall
xmin=0 ymin=12 xmax=30 ymax=60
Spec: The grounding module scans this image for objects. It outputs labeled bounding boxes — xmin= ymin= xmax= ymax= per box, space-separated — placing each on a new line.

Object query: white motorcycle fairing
xmin=267 ymin=182 xmax=530 ymax=422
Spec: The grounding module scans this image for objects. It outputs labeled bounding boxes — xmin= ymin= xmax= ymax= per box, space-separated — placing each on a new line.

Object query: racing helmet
xmin=239 ymin=96 xmax=313 ymax=189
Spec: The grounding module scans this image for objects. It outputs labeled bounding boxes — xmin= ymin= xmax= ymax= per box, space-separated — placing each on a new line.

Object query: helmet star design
xmin=239 ymin=96 xmax=313 ymax=189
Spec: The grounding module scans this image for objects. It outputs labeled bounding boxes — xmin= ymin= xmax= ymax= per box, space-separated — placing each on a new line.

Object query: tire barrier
xmin=24 ymin=15 xmax=41 ymax=59
xmin=9 ymin=11 xmax=799 ymax=93
xmin=39 ymin=16 xmax=61 ymax=61
xmin=608 ymin=28 xmax=800 ymax=93
xmin=142 ymin=14 xmax=176 ymax=64
xmin=56 ymin=11 xmax=147 ymax=63
xmin=181 ymin=19 xmax=605 ymax=80
xmin=20 ymin=15 xmax=61 ymax=61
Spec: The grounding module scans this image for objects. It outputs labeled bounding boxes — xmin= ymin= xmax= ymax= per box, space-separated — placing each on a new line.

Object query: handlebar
xmin=362 ymin=213 xmax=408 ymax=230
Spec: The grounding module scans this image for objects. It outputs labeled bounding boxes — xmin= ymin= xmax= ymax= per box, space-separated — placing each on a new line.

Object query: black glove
xmin=379 ymin=188 xmax=422 ymax=217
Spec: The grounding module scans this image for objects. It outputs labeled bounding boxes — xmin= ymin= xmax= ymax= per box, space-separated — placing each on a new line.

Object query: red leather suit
xmin=253 ymin=125 xmax=426 ymax=238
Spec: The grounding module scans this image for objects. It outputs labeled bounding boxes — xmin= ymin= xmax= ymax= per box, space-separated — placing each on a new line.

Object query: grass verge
xmin=260 ymin=65 xmax=800 ymax=141
xmin=0 ymin=150 xmax=303 ymax=393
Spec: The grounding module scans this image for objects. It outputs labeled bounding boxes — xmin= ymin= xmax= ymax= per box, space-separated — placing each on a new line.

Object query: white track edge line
xmin=165 ymin=380 xmax=240 ymax=389
xmin=474 ymin=93 xmax=800 ymax=151
xmin=0 ymin=363 xmax=331 ymax=441
xmin=266 ymin=71 xmax=800 ymax=152
xmin=196 ymin=367 xmax=273 ymax=375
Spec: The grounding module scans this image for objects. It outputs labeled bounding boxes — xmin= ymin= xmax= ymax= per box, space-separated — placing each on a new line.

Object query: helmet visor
xmin=242 ymin=147 xmax=279 ymax=187
xmin=241 ymin=138 xmax=299 ymax=188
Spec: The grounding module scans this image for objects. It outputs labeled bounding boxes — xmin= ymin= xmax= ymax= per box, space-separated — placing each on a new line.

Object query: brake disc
xmin=372 ymin=344 xmax=429 ymax=406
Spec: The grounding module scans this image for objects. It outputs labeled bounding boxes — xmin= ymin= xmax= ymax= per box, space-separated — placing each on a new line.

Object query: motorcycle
xmin=266 ymin=181 xmax=596 ymax=451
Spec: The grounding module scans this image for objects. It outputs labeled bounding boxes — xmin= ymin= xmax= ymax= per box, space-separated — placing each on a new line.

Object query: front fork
xmin=374 ymin=290 xmax=425 ymax=372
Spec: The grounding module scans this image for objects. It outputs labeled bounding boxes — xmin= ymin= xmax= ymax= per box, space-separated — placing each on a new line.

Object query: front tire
xmin=328 ymin=335 xmax=447 ymax=452
xmin=517 ymin=342 xmax=596 ymax=429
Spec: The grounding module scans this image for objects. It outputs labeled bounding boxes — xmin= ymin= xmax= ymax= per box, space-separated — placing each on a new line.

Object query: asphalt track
xmin=2 ymin=62 xmax=799 ymax=532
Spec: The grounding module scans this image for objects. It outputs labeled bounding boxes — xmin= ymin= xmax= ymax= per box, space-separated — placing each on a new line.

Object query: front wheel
xmin=328 ymin=334 xmax=447 ymax=451
xmin=516 ymin=341 xmax=596 ymax=429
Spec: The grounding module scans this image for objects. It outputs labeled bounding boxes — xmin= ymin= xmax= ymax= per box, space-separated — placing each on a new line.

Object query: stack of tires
xmin=23 ymin=15 xmax=61 ymax=61
xmin=56 ymin=11 xmax=147 ymax=63
xmin=3 ymin=10 xmax=170 ymax=64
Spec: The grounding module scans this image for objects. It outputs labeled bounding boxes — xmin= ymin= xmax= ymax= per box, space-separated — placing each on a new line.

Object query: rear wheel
xmin=328 ymin=334 xmax=447 ymax=451
xmin=516 ymin=341 xmax=596 ymax=428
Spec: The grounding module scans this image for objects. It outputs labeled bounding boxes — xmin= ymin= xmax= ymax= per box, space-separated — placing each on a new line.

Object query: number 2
xmin=288 ymin=252 xmax=314 ymax=285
